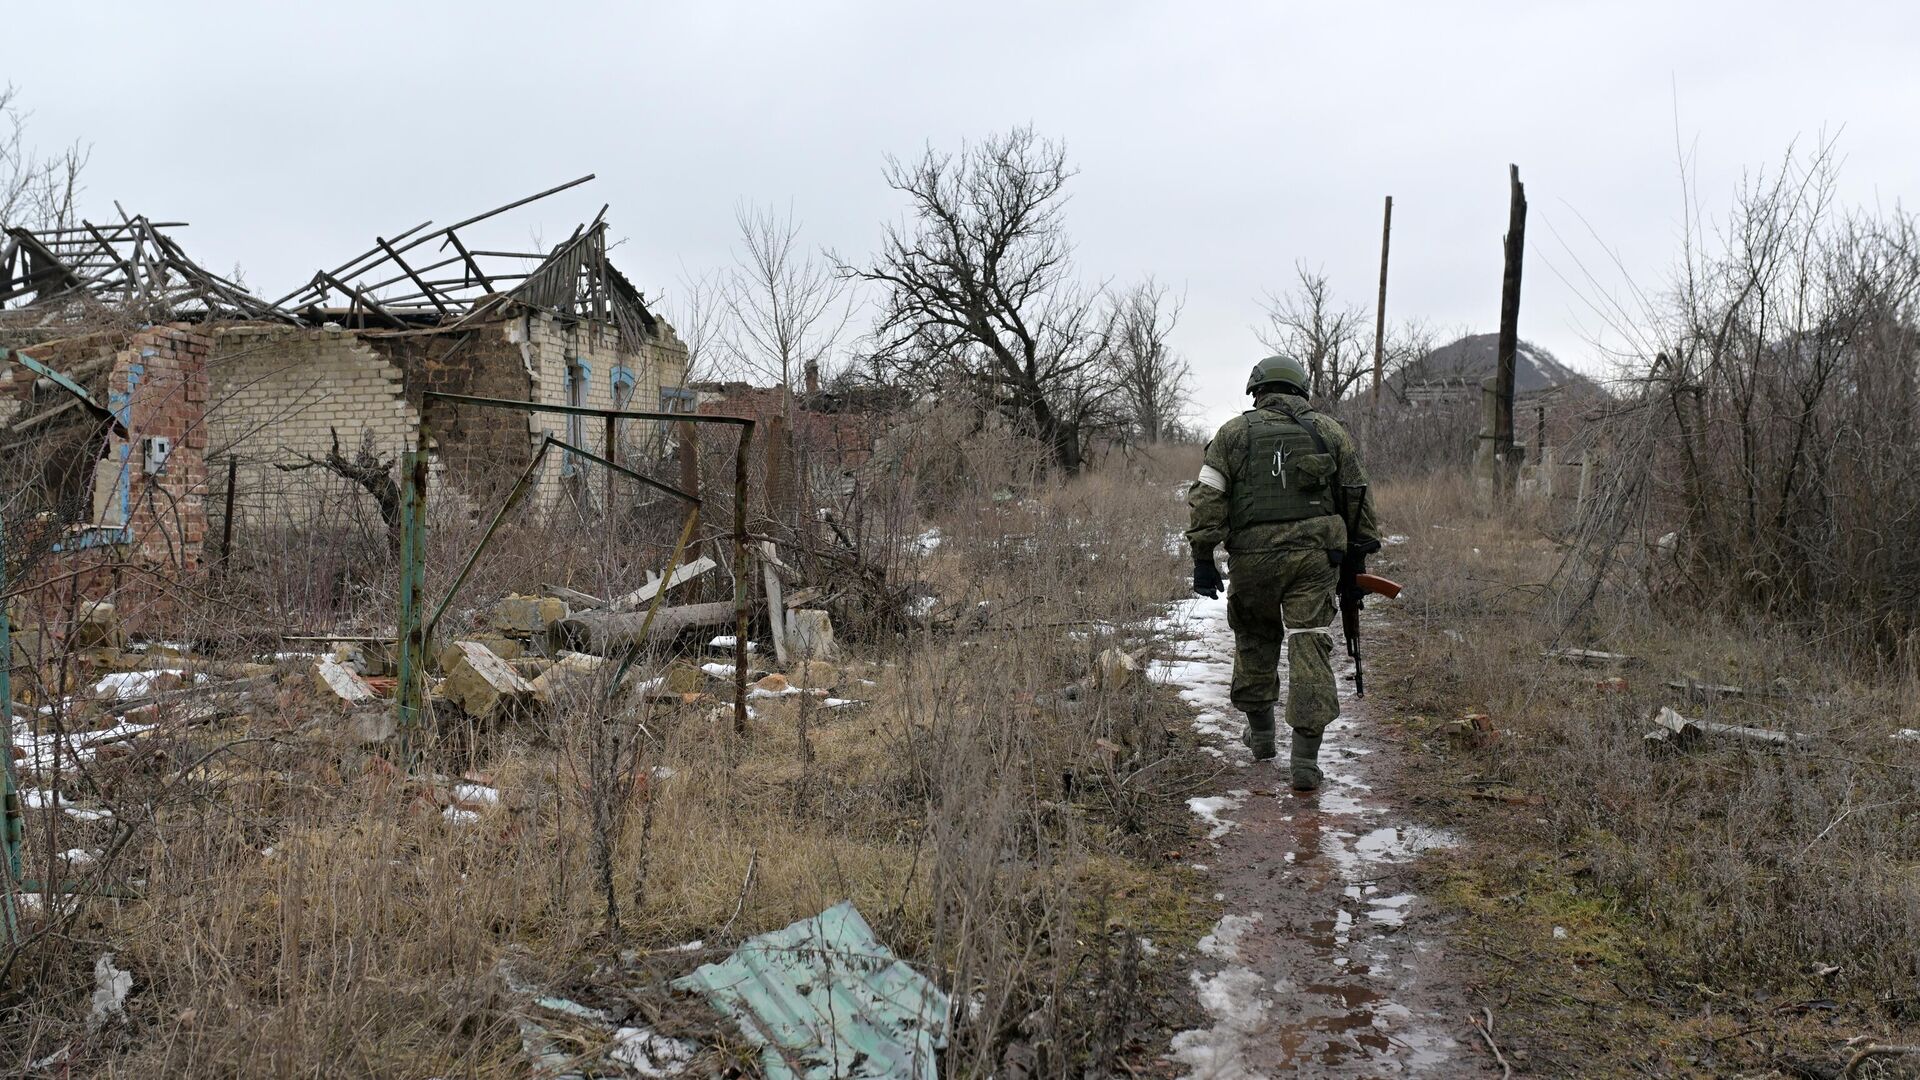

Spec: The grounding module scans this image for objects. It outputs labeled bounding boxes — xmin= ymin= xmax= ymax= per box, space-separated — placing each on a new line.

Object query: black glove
xmin=1193 ymin=553 xmax=1224 ymax=598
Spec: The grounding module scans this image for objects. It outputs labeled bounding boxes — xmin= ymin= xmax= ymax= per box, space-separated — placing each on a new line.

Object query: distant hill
xmin=1392 ymin=334 xmax=1599 ymax=401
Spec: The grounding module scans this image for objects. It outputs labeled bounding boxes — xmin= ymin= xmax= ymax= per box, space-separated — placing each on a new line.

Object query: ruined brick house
xmin=1 ymin=185 xmax=691 ymax=617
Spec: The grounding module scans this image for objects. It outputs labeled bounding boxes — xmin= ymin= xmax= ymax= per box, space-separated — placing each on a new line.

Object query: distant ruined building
xmin=1 ymin=179 xmax=690 ymax=623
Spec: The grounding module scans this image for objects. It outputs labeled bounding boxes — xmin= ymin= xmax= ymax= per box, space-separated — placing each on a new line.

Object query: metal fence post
xmin=1 ymin=512 xmax=22 ymax=941
xmin=395 ymin=450 xmax=429 ymax=767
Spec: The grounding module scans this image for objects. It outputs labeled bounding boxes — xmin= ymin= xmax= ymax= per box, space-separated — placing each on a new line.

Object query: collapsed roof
xmin=1 ymin=213 xmax=294 ymax=327
xmin=273 ymin=174 xmax=662 ymax=349
xmin=1 ymin=177 xmax=664 ymax=350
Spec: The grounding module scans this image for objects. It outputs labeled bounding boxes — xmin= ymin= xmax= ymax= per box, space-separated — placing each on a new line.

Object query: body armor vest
xmin=1229 ymin=406 xmax=1341 ymax=530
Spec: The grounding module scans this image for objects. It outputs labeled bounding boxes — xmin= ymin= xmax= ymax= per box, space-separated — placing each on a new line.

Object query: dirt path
xmin=1156 ymin=596 xmax=1491 ymax=1078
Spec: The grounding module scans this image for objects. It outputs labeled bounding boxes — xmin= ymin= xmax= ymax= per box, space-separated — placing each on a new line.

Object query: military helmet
xmin=1246 ymin=355 xmax=1309 ymax=395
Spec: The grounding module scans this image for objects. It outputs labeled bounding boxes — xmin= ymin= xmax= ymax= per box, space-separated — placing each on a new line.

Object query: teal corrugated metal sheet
xmin=673 ymin=902 xmax=950 ymax=1079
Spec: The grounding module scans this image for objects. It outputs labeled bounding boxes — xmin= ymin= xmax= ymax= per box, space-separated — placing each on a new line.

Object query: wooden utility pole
xmin=1372 ymin=195 xmax=1393 ymax=413
xmin=1493 ymin=165 xmax=1527 ymax=498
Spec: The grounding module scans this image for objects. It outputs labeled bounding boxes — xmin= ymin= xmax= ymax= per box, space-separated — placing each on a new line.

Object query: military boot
xmin=1240 ymin=706 xmax=1277 ymax=761
xmin=1289 ymin=727 xmax=1324 ymax=791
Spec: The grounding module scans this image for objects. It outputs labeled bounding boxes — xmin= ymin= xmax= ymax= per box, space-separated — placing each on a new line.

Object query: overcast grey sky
xmin=10 ymin=1 xmax=1919 ymax=428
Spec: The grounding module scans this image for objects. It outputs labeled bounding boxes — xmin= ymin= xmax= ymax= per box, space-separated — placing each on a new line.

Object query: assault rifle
xmin=1336 ymin=538 xmax=1402 ymax=697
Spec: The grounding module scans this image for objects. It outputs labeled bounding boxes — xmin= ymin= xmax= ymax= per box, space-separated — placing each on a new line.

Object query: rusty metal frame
xmin=395 ymin=391 xmax=753 ymax=767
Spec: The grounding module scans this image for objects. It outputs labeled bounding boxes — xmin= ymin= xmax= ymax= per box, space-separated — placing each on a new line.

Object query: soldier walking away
xmin=1186 ymin=356 xmax=1381 ymax=791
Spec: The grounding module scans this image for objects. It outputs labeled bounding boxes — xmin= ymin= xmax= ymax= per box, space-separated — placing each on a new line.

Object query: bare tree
xmin=848 ymin=127 xmax=1118 ymax=473
xmin=1113 ymin=278 xmax=1191 ymax=443
xmin=663 ymin=266 xmax=724 ymax=385
xmin=1258 ymin=264 xmax=1372 ymax=404
xmin=0 ymin=84 xmax=86 ymax=231
xmin=721 ymin=202 xmax=852 ymax=399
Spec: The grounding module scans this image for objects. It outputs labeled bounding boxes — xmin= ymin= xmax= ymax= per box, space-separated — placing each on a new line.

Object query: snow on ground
xmin=92 ymin=669 xmax=206 ymax=700
xmin=1168 ymin=912 xmax=1273 ymax=1080
xmin=1152 ymin=586 xmax=1463 ymax=1077
xmin=1186 ymin=792 xmax=1249 ymax=840
xmin=1149 ymin=596 xmax=1241 ymax=753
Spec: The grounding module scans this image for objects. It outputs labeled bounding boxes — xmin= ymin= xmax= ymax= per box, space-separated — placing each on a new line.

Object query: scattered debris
xmin=785 ymin=609 xmax=837 ymax=661
xmin=1096 ymin=647 xmax=1141 ymax=690
xmin=488 ymin=594 xmax=571 ymax=638
xmin=611 ymin=556 xmax=717 ymax=611
xmin=1444 ymin=714 xmax=1500 ymax=748
xmin=313 ymin=656 xmax=379 ymax=707
xmin=541 ymin=583 xmax=610 ymax=610
xmin=674 ymin=901 xmax=950 ymax=1080
xmin=1644 ymin=705 xmax=1813 ymax=749
xmin=529 ymin=652 xmax=612 ymax=706
xmin=1545 ymin=647 xmax=1639 ymax=668
xmin=553 ymin=602 xmax=737 ymax=655
xmin=87 ymin=954 xmax=132 ymax=1032
xmin=442 ymin=641 xmax=535 ymax=720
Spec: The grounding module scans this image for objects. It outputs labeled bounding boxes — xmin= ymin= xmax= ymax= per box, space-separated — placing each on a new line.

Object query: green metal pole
xmin=395 ymin=450 xmax=429 ymax=768
xmin=2 ymin=511 xmax=21 ymax=941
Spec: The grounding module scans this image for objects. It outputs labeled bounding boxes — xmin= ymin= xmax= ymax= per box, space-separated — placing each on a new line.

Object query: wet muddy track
xmin=1157 ymin=597 xmax=1491 ymax=1078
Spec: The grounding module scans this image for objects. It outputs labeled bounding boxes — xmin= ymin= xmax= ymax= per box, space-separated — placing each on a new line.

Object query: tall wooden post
xmin=218 ymin=455 xmax=239 ymax=573
xmin=1372 ymin=195 xmax=1393 ymax=413
xmin=1494 ymin=165 xmax=1527 ymax=498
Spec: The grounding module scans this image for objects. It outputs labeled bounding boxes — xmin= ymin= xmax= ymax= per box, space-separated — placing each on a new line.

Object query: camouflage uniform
xmin=1187 ymin=389 xmax=1379 ymax=776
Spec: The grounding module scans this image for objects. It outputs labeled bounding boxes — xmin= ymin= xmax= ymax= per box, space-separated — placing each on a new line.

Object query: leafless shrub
xmin=1563 ymin=140 xmax=1920 ymax=659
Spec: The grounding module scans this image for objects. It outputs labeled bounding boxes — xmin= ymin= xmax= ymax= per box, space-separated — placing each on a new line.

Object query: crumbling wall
xmin=205 ymin=324 xmax=422 ymax=530
xmin=366 ymin=324 xmax=532 ymax=497
xmin=201 ymin=312 xmax=689 ymax=525
xmin=5 ymin=325 xmax=213 ymax=637
xmin=516 ymin=311 xmax=689 ymax=506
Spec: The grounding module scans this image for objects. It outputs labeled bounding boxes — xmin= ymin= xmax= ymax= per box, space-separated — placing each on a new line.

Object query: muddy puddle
xmin=1157 ymin=597 xmax=1486 ymax=1078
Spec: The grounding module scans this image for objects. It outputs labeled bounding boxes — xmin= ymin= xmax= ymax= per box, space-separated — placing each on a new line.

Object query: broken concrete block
xmin=438 ymin=633 xmax=526 ymax=673
xmin=348 ymin=708 xmax=396 ymax=745
xmin=70 ymin=602 xmax=124 ymax=650
xmin=1096 ymin=647 xmax=1140 ymax=690
xmin=313 ymin=656 xmax=378 ymax=707
xmin=443 ymin=641 xmax=535 ymax=720
xmin=530 ymin=652 xmax=609 ymax=706
xmin=786 ymin=609 xmax=837 ymax=661
xmin=485 ymin=594 xmax=569 ymax=638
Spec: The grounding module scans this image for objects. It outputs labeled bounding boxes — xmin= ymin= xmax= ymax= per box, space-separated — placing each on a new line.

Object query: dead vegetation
xmin=1369 ymin=468 xmax=1920 ymax=1078
xmin=3 ymin=434 xmax=1218 ymax=1077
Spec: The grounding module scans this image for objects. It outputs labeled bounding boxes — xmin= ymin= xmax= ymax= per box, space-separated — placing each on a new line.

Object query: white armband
xmin=1195 ymin=465 xmax=1228 ymax=493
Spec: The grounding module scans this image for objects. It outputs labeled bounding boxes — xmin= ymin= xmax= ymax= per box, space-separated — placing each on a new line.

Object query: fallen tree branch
xmin=1471 ymin=1006 xmax=1513 ymax=1080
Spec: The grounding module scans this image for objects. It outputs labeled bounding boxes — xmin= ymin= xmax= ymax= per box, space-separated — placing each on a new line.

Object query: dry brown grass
xmin=3 ymin=440 xmax=1215 ymax=1077
xmin=1369 ymin=473 xmax=1920 ymax=1076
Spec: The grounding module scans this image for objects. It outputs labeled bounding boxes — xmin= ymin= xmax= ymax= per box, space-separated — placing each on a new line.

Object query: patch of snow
xmin=92 ymin=669 xmax=206 ymax=700
xmin=60 ymin=848 xmax=98 ymax=866
xmin=1168 ymin=964 xmax=1273 ymax=1079
xmin=1186 ymin=791 xmax=1249 ymax=841
xmin=442 ymin=807 xmax=480 ymax=825
xmin=64 ymin=807 xmax=112 ymax=822
xmin=913 ymin=528 xmax=943 ymax=554
xmin=1137 ymin=937 xmax=1159 ymax=958
xmin=1383 ymin=534 xmax=1408 ymax=546
xmin=699 ymin=662 xmax=736 ymax=678
xmin=452 ymin=783 xmax=499 ymax=806
xmin=1197 ymin=913 xmax=1261 ymax=961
